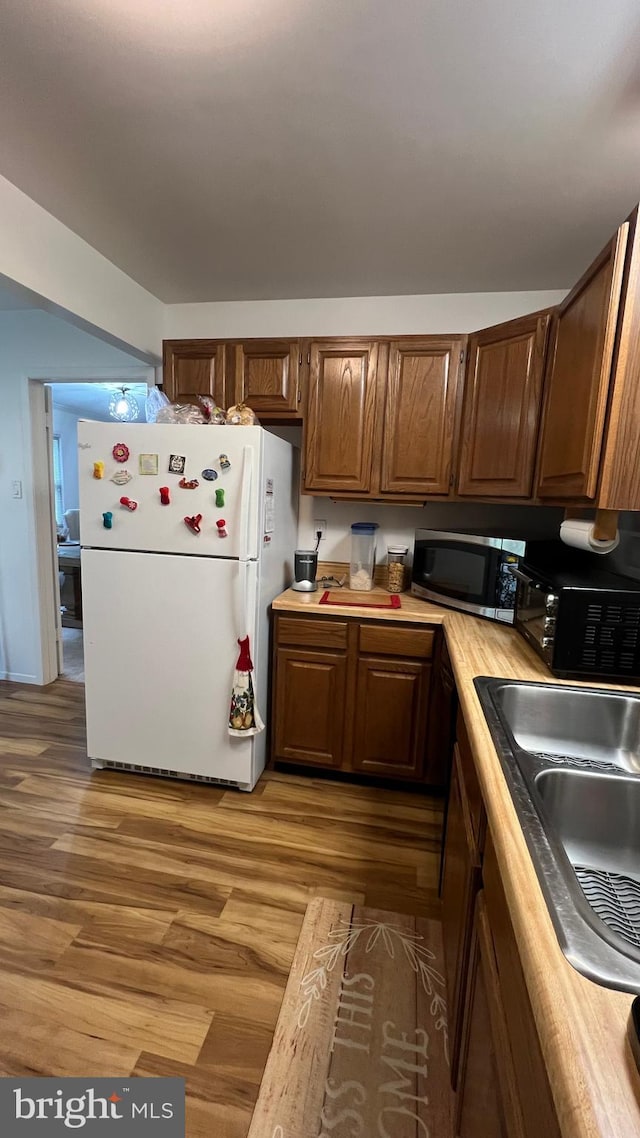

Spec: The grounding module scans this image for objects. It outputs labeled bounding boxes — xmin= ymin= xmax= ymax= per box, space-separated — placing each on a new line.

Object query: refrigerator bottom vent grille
xmin=100 ymin=760 xmax=243 ymax=789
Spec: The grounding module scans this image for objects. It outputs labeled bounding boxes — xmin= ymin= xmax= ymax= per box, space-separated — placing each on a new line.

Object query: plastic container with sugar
xmin=350 ymin=522 xmax=379 ymax=590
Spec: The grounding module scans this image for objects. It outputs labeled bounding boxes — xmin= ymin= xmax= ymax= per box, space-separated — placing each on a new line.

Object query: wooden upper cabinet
xmin=231 ymin=340 xmax=301 ymax=416
xmin=162 ymin=340 xmax=226 ymax=408
xmin=380 ymin=339 xmax=464 ymax=495
xmin=457 ymin=314 xmax=550 ymax=498
xmin=537 ymin=223 xmax=629 ymax=500
xmin=304 ymin=340 xmax=380 ymax=493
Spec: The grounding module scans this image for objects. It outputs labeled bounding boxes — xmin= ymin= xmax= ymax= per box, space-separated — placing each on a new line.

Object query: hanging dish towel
xmin=228 ymin=636 xmax=265 ymax=737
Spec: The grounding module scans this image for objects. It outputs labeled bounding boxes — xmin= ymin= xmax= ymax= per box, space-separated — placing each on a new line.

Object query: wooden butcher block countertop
xmin=273 ymin=586 xmax=640 ymax=1138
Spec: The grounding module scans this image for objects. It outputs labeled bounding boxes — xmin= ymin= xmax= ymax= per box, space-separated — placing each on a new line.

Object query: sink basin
xmin=535 ymin=768 xmax=640 ymax=960
xmin=534 ymin=768 xmax=640 ymax=881
xmin=493 ymin=682 xmax=640 ymax=772
xmin=476 ymin=677 xmax=640 ymax=993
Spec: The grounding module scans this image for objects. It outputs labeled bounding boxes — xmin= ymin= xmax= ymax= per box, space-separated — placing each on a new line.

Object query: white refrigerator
xmin=78 ymin=421 xmax=297 ymax=791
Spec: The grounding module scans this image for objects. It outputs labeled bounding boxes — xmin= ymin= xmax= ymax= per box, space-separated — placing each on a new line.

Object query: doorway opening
xmin=47 ymin=380 xmax=150 ymax=684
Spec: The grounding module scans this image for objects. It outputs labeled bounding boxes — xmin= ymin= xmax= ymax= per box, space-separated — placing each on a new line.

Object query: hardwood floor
xmin=0 ymin=678 xmax=443 ymax=1137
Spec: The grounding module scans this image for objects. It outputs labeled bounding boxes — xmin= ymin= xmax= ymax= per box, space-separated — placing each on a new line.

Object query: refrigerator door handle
xmin=239 ymin=445 xmax=254 ymax=562
xmin=234 ymin=559 xmax=250 ymax=641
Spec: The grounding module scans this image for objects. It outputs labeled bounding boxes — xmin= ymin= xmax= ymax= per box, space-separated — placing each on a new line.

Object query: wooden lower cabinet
xmin=273 ymin=648 xmax=346 ymax=768
xmin=427 ymin=635 xmax=457 ymax=790
xmin=351 ymin=656 xmax=430 ymax=778
xmin=441 ymin=745 xmax=483 ymax=1085
xmin=455 ymin=894 xmax=524 ymax=1138
xmin=442 ymin=708 xmax=562 ymax=1136
xmin=272 ymin=613 xmax=448 ymax=785
xmin=482 ymin=839 xmax=561 ymax=1138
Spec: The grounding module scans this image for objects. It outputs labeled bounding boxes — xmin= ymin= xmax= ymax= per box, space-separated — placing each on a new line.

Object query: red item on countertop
xmin=318 ymin=590 xmax=401 ymax=609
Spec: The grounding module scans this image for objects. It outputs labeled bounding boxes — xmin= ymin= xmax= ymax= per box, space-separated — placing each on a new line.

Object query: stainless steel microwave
xmin=411 ymin=530 xmax=525 ymax=623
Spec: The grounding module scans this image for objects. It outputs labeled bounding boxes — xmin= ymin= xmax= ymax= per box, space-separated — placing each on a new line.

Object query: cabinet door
xmin=441 ymin=746 xmax=482 ymax=1088
xmin=537 ymin=224 xmax=629 ymax=500
xmin=455 ymin=895 xmax=525 ymax=1138
xmin=458 ymin=314 xmax=550 ymax=498
xmin=426 ymin=635 xmax=457 ymax=789
xmin=380 ymin=338 xmax=463 ymax=495
xmin=162 ymin=340 xmax=226 ymax=407
xmin=232 ymin=340 xmax=301 ymax=416
xmin=351 ymin=656 xmax=431 ymax=778
xmin=273 ymin=648 xmax=346 ymax=768
xmin=483 ymin=838 xmax=561 ymax=1138
xmin=304 ymin=340 xmax=379 ymax=493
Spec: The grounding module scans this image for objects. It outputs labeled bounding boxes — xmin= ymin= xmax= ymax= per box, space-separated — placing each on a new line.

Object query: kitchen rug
xmin=246 ymin=897 xmax=451 ymax=1138
xmin=319 ymin=589 xmax=402 ymax=609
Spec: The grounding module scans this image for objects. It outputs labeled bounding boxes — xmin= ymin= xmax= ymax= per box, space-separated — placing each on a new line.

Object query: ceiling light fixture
xmin=109 ymin=386 xmax=139 ymax=422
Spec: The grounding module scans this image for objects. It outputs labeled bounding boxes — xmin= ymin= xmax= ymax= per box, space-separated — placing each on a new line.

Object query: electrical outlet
xmin=314 ymin=518 xmax=326 ymax=540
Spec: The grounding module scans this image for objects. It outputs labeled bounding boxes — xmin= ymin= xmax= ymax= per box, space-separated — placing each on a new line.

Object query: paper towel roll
xmin=559 ymin=518 xmax=620 ymax=554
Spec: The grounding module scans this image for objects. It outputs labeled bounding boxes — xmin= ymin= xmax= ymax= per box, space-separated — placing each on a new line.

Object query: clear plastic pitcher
xmin=350 ymin=522 xmax=378 ymax=590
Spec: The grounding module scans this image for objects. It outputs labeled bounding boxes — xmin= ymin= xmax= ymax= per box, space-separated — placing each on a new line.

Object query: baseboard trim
xmin=0 ymin=672 xmax=40 ymax=685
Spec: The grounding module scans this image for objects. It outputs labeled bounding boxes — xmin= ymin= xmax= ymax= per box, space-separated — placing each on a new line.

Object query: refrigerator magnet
xmin=216 ymin=518 xmax=228 ymax=538
xmin=139 ymin=453 xmax=159 ymax=475
xmin=219 ymin=453 xmax=231 ymax=470
xmin=179 ymin=477 xmax=199 ymax=489
xmin=93 ymin=461 xmax=105 ymax=479
xmin=168 ymin=454 xmax=186 ymax=475
xmin=201 ymin=468 xmax=218 ymax=481
xmin=215 ymin=488 xmax=225 ymax=507
xmin=112 ymin=443 xmax=130 ymax=463
xmin=111 ymin=469 xmax=132 ymax=485
xmin=119 ymin=496 xmax=138 ymax=511
xmin=102 ymin=511 xmax=113 ymax=529
xmin=159 ymin=486 xmax=170 ymax=505
xmin=184 ymin=513 xmax=202 ymax=534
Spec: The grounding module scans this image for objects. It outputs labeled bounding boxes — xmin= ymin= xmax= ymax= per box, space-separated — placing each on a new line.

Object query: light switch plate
xmin=11 ymin=480 xmax=22 ymax=499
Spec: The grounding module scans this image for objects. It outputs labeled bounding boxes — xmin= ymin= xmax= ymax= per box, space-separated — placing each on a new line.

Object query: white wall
xmin=0 ymin=310 xmax=151 ymax=683
xmin=52 ymin=406 xmax=81 ymax=514
xmin=298 ymin=496 xmax=566 ymax=565
xmin=0 ymin=176 xmax=163 ymax=360
xmin=164 ymin=290 xmax=567 ymax=339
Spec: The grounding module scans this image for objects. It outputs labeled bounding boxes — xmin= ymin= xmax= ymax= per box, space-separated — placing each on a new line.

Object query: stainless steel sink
xmin=493 ymin=682 xmax=640 ymax=772
xmin=476 ymin=678 xmax=640 ymax=993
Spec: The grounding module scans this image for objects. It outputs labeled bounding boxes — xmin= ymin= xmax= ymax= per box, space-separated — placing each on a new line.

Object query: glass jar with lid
xmin=386 ymin=546 xmax=408 ymax=593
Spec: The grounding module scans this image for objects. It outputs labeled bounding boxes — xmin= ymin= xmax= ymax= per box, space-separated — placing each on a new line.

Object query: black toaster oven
xmin=513 ymin=555 xmax=640 ymax=682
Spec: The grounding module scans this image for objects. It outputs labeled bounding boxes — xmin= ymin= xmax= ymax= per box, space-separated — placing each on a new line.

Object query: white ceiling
xmin=2 ymin=1 xmax=640 ymax=303
xmin=51 ymin=383 xmax=148 ymax=421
